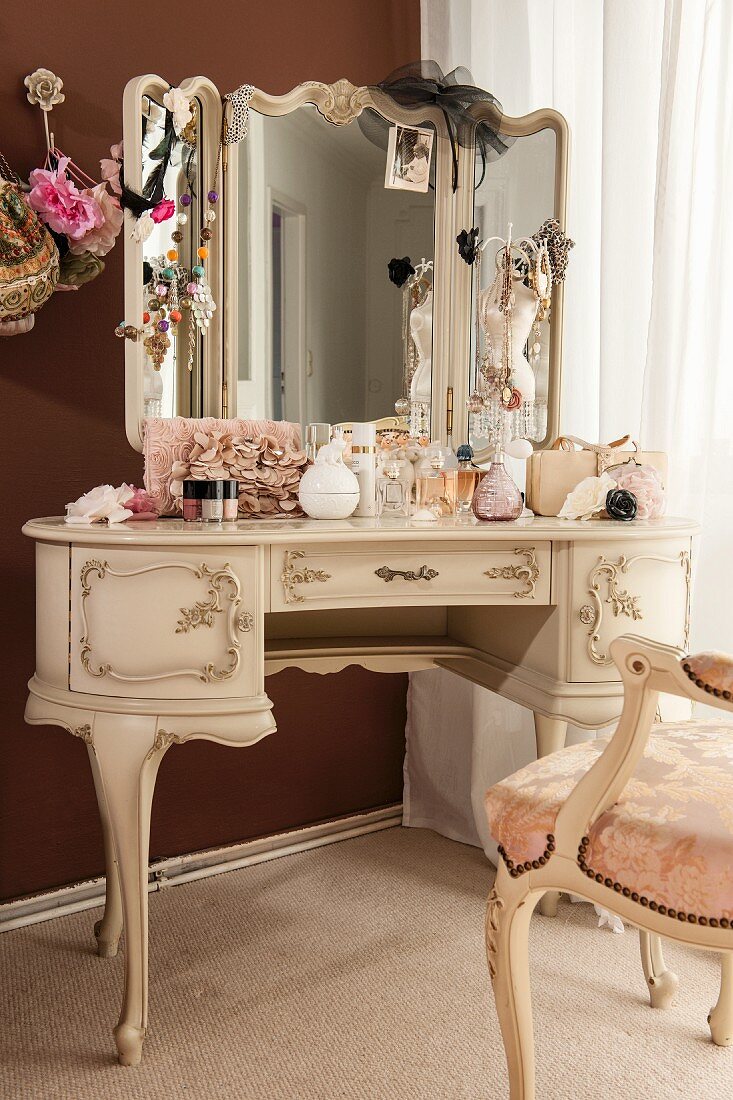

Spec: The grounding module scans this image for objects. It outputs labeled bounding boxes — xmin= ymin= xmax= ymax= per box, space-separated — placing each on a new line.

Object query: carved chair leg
xmin=86 ymin=742 xmax=123 ymax=959
xmin=709 ymin=953 xmax=733 ymax=1046
xmin=533 ymin=715 xmax=567 ymax=918
xmin=92 ymin=715 xmax=164 ymax=1067
xmin=639 ymin=931 xmax=679 ymax=1009
xmin=487 ymin=867 xmax=540 ymax=1100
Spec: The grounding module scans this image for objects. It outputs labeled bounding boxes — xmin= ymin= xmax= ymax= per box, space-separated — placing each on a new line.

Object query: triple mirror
xmin=123 ymin=76 xmax=569 ymax=456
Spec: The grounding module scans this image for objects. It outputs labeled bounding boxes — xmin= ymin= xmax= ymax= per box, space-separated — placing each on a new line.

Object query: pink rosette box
xmin=143 ymin=417 xmax=306 ymax=518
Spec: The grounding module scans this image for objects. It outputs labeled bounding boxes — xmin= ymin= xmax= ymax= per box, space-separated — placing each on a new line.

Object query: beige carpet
xmin=0 ymin=828 xmax=730 ymax=1099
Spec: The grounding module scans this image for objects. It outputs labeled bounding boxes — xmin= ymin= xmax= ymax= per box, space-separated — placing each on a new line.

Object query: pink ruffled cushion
xmin=486 ymin=720 xmax=733 ymax=923
xmin=143 ymin=417 xmax=301 ymax=516
xmin=683 ymin=652 xmax=733 ymax=698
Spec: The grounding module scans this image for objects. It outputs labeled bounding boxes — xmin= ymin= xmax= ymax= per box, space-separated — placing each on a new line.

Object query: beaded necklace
xmin=116 ymin=83 xmax=255 ymax=385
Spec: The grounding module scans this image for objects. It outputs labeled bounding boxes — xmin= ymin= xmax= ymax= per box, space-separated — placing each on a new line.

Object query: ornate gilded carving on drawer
xmin=281 ymin=549 xmax=331 ymax=605
xmin=79 ymin=559 xmax=253 ymax=684
xmin=580 ymin=551 xmax=691 ymax=665
xmin=484 ymin=547 xmax=540 ymax=599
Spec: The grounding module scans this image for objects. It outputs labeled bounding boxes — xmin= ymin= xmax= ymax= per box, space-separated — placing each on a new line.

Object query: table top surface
xmin=24 ymin=514 xmax=700 ymax=547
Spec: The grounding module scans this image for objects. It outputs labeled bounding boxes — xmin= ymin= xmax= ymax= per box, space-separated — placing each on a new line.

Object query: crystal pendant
xmin=472 ymin=454 xmax=523 ymax=521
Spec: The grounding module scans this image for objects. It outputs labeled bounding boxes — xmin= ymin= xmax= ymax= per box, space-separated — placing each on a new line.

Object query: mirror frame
xmin=122 ymin=77 xmax=568 ymax=458
xmin=122 ymin=74 xmax=225 ymax=451
xmin=223 ymin=78 xmax=455 ymax=439
xmin=449 ymin=107 xmax=569 ymax=459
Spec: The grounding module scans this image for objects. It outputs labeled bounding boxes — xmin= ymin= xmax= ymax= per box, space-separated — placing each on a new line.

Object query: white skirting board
xmin=0 ymin=804 xmax=402 ymax=934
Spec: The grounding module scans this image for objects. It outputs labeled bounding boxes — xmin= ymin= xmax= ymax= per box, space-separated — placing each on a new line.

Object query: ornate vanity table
xmin=23 ymin=70 xmax=699 ymax=1066
xmin=24 ymin=513 xmax=695 ymax=1064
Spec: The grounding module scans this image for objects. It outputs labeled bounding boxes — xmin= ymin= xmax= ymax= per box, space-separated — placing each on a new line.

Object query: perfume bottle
xmin=456 ymin=444 xmax=478 ymax=513
xmin=472 ymin=451 xmax=523 ymax=521
xmin=443 ymin=386 xmax=459 ymax=470
xmin=351 ymin=423 xmax=377 ymax=517
xmin=376 ymin=460 xmax=409 ymax=517
xmin=305 ymin=423 xmax=331 ymax=464
xmin=415 ymin=445 xmax=457 ymax=517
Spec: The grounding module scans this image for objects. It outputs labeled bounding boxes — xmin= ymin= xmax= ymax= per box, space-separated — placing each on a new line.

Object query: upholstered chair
xmin=484 ymin=635 xmax=733 ymax=1100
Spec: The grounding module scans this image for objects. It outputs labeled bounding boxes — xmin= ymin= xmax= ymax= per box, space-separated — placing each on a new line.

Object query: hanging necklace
xmin=116 ymin=83 xmax=255 ymax=384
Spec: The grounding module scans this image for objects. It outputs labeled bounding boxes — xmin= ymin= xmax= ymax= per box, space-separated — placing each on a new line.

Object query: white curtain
xmin=406 ymin=0 xmax=733 ymax=857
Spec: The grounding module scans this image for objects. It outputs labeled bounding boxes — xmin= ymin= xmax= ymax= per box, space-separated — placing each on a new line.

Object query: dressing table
xmin=23 ymin=512 xmax=695 ymax=1063
xmin=24 ymin=73 xmax=697 ymax=1065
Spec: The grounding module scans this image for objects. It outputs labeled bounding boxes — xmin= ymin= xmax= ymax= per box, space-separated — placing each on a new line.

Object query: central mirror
xmin=233 ymin=83 xmax=447 ymax=435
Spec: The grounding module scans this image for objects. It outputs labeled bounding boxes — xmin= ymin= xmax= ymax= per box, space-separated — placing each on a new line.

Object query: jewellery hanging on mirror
xmin=390 ymin=256 xmax=433 ymax=439
xmin=116 ymin=83 xmax=255 ymax=387
xmin=466 ymin=221 xmax=568 ymax=452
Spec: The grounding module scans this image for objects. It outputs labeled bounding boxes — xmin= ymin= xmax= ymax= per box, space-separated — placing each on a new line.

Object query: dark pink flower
xmin=28 ymin=157 xmax=104 ymax=240
xmin=151 ymin=198 xmax=175 ymax=223
xmin=123 ymin=484 xmax=158 ymax=515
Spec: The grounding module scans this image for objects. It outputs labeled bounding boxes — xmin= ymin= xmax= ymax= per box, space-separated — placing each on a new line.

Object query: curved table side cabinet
xmin=23 ymin=515 xmax=697 ymax=1065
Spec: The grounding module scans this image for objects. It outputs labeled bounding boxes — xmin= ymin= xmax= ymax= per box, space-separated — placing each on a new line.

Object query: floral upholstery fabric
xmin=485 ymin=720 xmax=733 ymax=921
xmin=684 ymin=652 xmax=733 ymax=698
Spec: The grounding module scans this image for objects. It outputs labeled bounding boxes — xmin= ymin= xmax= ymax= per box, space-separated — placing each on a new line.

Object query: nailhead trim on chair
xmin=576 ymin=837 xmax=731 ymax=929
xmin=682 ymin=660 xmax=733 ymax=700
xmin=497 ymin=834 xmax=555 ymax=878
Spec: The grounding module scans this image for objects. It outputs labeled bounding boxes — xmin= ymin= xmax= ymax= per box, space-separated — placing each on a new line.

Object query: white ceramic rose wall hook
xmin=24 ymin=69 xmax=65 ymax=112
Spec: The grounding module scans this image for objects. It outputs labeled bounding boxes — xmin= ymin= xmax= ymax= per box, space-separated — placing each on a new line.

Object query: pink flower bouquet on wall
xmin=27 ymin=148 xmax=123 ymax=290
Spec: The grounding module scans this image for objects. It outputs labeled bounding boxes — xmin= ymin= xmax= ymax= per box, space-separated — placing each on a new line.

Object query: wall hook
xmin=24 ymin=68 xmax=65 ymax=154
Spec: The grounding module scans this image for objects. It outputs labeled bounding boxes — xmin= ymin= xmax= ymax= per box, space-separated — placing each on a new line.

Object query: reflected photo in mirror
xmin=384 ymin=124 xmax=434 ymax=193
xmin=237 ymin=103 xmax=437 ymax=432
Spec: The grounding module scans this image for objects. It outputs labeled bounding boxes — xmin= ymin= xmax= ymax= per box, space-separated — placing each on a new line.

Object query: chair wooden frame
xmin=487 ymin=634 xmax=733 ymax=1099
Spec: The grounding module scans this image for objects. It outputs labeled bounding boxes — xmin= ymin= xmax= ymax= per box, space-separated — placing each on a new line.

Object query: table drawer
xmin=70 ymin=546 xmax=263 ymax=699
xmin=271 ymin=541 xmax=551 ymax=611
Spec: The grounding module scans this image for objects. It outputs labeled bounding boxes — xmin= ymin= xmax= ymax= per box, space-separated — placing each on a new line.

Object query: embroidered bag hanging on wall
xmin=0 ymin=176 xmax=59 ymax=335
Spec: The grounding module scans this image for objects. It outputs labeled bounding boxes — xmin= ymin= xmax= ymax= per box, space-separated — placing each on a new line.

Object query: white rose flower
xmin=162 ymin=87 xmax=193 ymax=136
xmin=131 ymin=212 xmax=154 ymax=243
xmin=558 ymin=472 xmax=616 ymax=521
xmin=65 ymin=484 xmax=134 ymax=525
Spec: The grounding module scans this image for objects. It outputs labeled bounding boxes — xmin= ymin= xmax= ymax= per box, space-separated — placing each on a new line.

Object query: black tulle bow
xmin=364 ymin=61 xmax=514 ymax=192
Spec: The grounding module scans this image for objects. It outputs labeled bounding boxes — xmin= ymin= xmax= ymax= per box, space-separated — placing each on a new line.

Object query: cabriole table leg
xmin=92 ymin=714 xmax=164 ymax=1067
xmin=87 ymin=742 xmax=123 ymax=959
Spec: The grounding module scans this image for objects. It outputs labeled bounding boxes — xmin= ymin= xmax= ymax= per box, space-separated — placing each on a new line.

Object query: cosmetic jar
xmin=200 ymin=481 xmax=224 ymax=522
xmin=222 ymin=479 xmax=239 ymax=521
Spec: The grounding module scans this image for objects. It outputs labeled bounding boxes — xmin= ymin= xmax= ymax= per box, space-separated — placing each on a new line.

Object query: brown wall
xmin=0 ymin=0 xmax=420 ymax=902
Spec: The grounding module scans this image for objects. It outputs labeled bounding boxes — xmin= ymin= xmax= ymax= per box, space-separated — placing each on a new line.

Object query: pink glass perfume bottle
xmin=472 ymin=451 xmax=523 ymax=521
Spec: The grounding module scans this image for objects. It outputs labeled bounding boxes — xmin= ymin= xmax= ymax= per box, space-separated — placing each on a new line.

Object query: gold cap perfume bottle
xmin=415 ymin=444 xmax=457 ymax=517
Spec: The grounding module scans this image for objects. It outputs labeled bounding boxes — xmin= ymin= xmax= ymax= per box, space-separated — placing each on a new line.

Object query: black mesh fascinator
xmin=359 ymin=61 xmax=515 ymax=191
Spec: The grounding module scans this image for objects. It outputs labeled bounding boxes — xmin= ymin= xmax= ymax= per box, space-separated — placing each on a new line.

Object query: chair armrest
xmin=555 ymin=635 xmax=733 ymax=854
xmin=553 ymin=635 xmax=662 ymax=851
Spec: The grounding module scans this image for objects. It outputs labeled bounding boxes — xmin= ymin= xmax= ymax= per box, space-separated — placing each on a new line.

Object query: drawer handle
xmin=375 ymin=565 xmax=439 ymax=583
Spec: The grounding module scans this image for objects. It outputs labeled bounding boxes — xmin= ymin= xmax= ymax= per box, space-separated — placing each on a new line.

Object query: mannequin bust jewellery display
xmin=22 ymin=74 xmax=697 ymax=1066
